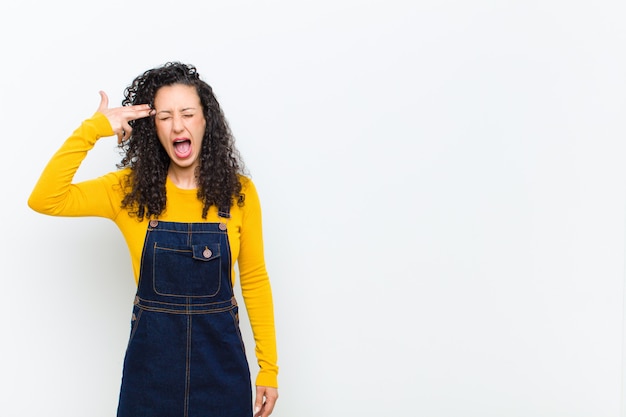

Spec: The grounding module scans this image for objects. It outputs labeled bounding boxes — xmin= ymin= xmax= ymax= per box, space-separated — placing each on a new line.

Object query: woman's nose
xmin=172 ymin=115 xmax=184 ymax=132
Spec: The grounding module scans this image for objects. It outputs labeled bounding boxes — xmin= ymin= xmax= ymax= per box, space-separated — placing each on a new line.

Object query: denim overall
xmin=117 ymin=211 xmax=252 ymax=417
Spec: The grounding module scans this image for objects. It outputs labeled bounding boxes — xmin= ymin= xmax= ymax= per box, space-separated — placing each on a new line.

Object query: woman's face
xmin=153 ymin=83 xmax=207 ymax=172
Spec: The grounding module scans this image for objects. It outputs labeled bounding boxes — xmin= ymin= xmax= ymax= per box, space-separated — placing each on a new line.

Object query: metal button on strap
xmin=219 ymin=222 xmax=227 ymax=231
xmin=203 ymin=247 xmax=212 ymax=258
xmin=149 ymin=219 xmax=158 ymax=227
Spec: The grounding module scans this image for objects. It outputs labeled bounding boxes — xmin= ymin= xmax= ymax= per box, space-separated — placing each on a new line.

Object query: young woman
xmin=28 ymin=62 xmax=279 ymax=417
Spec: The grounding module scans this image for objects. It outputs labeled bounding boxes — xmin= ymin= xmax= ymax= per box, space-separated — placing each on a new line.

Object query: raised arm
xmin=28 ymin=92 xmax=152 ymax=217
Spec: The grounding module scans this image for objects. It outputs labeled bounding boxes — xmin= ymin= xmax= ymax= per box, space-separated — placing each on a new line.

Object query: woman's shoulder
xmin=237 ymin=175 xmax=261 ymax=208
xmin=238 ymin=175 xmax=256 ymax=193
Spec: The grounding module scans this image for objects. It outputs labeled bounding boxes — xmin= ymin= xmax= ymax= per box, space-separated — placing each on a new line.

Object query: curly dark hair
xmin=117 ymin=62 xmax=246 ymax=220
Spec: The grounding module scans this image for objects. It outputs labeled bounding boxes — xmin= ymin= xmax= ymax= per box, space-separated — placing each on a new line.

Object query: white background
xmin=1 ymin=1 xmax=625 ymax=416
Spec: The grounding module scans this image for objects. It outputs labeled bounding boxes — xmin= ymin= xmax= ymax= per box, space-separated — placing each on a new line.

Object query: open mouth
xmin=173 ymin=139 xmax=192 ymax=159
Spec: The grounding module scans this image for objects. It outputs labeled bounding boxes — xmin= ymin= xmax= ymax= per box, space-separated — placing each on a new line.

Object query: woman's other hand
xmin=254 ymin=386 xmax=278 ymax=417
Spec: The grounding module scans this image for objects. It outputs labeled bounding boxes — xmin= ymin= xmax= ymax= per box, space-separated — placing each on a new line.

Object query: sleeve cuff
xmin=255 ymin=370 xmax=278 ymax=388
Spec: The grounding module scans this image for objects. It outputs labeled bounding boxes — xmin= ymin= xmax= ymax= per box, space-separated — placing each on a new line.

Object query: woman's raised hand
xmin=96 ymin=91 xmax=154 ymax=143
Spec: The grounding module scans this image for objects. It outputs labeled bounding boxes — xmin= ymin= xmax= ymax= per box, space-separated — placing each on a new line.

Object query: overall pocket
xmin=152 ymin=243 xmax=222 ymax=297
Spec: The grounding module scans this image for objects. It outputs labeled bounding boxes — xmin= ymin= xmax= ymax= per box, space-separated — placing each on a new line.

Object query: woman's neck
xmin=168 ymin=166 xmax=197 ymax=190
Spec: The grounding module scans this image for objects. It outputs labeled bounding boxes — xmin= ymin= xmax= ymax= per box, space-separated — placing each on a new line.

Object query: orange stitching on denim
xmin=229 ymin=309 xmax=246 ymax=354
xmin=184 ymin=314 xmax=191 ymax=417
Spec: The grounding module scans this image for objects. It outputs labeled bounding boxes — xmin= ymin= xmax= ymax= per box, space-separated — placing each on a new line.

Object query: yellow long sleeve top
xmin=28 ymin=112 xmax=278 ymax=388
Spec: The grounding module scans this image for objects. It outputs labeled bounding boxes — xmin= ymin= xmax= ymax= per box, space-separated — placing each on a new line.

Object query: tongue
xmin=174 ymin=141 xmax=191 ymax=158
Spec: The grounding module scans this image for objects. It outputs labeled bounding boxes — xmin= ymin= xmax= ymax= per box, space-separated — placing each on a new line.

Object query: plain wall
xmin=1 ymin=1 xmax=626 ymax=416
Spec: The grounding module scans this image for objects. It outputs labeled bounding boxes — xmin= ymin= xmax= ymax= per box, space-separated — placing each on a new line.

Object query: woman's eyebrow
xmin=156 ymin=107 xmax=197 ymax=114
